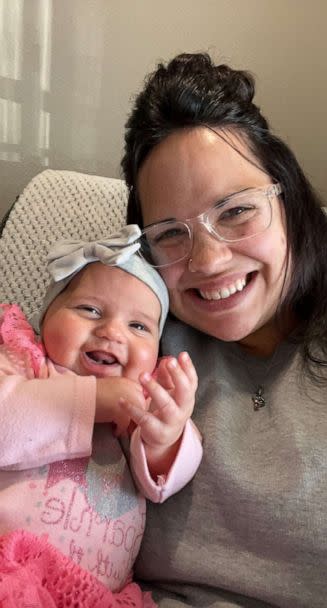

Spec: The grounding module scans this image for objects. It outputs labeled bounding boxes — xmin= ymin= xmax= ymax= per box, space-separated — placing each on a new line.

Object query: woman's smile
xmin=186 ymin=271 xmax=255 ymax=307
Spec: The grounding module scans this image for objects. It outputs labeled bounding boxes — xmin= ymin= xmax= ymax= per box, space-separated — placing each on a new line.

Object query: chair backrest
xmin=0 ymin=169 xmax=128 ymax=320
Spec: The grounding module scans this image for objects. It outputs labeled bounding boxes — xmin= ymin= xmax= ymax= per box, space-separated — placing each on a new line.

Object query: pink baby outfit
xmin=0 ymin=305 xmax=202 ymax=607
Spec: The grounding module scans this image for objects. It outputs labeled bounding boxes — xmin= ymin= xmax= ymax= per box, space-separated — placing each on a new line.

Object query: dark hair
xmin=121 ymin=52 xmax=327 ymax=380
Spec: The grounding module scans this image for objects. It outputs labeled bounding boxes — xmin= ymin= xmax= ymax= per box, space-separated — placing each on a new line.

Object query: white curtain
xmin=0 ymin=0 xmax=117 ymax=217
xmin=0 ymin=0 xmax=112 ymax=168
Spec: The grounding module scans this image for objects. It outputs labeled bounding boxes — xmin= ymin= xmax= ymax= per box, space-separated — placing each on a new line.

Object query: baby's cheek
xmin=137 ymin=344 xmax=159 ymax=374
xmin=43 ymin=325 xmax=75 ymax=367
xmin=42 ymin=327 xmax=58 ymax=358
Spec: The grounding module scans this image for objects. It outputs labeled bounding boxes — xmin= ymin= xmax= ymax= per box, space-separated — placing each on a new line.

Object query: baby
xmin=0 ymin=225 xmax=202 ymax=607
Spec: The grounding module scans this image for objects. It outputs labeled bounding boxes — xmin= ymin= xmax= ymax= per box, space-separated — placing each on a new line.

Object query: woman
xmin=121 ymin=53 xmax=327 ymax=607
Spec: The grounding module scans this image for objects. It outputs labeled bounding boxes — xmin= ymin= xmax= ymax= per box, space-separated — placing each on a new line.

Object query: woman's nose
xmin=188 ymin=228 xmax=233 ymax=274
xmin=94 ymin=319 xmax=124 ymax=342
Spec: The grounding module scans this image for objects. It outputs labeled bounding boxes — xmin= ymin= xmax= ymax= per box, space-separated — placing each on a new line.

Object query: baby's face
xmin=42 ymin=263 xmax=161 ymax=380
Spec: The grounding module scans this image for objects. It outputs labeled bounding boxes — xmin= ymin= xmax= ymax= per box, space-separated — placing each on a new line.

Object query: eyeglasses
xmin=138 ymin=183 xmax=283 ymax=268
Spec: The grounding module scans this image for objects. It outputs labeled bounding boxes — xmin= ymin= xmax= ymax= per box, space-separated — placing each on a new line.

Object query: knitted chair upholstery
xmin=0 ymin=169 xmax=128 ymax=321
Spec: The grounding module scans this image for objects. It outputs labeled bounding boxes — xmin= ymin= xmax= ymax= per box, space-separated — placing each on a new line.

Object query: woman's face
xmin=138 ymin=127 xmax=290 ymax=353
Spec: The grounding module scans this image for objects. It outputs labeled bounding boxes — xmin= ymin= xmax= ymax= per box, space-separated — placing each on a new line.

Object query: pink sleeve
xmin=0 ymin=367 xmax=96 ymax=470
xmin=129 ymin=419 xmax=203 ymax=503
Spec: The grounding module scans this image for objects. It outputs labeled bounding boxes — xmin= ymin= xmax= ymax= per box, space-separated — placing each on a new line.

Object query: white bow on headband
xmin=47 ymin=224 xmax=141 ymax=282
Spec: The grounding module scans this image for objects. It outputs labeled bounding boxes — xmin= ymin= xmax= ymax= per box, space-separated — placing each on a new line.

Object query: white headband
xmin=35 ymin=225 xmax=169 ymax=336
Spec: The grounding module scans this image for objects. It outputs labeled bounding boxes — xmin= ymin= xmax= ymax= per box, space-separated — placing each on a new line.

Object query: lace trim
xmin=0 ymin=529 xmax=156 ymax=607
xmin=0 ymin=304 xmax=46 ymax=376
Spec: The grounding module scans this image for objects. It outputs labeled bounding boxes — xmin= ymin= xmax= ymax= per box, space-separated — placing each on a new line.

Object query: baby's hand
xmin=95 ymin=377 xmax=147 ymax=436
xmin=121 ymin=352 xmax=198 ymax=474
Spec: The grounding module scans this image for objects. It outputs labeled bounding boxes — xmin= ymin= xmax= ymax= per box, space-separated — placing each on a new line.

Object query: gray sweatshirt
xmin=135 ymin=316 xmax=327 ymax=607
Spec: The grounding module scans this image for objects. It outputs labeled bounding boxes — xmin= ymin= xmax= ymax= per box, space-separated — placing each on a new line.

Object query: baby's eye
xmin=76 ymin=305 xmax=101 ymax=318
xmin=129 ymin=321 xmax=149 ymax=332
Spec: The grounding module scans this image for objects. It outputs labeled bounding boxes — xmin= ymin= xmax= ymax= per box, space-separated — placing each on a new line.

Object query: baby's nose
xmin=94 ymin=319 xmax=124 ymax=342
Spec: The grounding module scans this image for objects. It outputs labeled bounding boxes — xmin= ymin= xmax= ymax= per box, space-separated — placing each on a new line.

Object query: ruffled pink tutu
xmin=0 ymin=530 xmax=156 ymax=608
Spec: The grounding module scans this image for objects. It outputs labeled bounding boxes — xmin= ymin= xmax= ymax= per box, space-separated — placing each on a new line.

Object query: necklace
xmin=235 ymin=330 xmax=297 ymax=411
xmin=242 ymin=347 xmax=281 ymax=412
xmin=251 ymin=385 xmax=266 ymax=411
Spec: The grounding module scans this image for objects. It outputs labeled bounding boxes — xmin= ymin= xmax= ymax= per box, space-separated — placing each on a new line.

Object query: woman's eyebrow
xmin=213 ymin=187 xmax=256 ymax=208
xmin=144 ymin=187 xmax=255 ymax=225
xmin=144 ymin=217 xmax=176 ymax=228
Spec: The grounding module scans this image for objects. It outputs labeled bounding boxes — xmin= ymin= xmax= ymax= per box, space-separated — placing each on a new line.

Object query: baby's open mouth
xmin=85 ymin=351 xmax=119 ymax=365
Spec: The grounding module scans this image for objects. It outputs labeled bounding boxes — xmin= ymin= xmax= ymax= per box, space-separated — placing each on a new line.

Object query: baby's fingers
xmin=163 ymin=356 xmax=197 ymax=412
xmin=139 ymin=373 xmax=172 ymax=415
xmin=120 ymin=397 xmax=149 ymax=425
xmin=177 ymin=352 xmax=198 ymax=389
xmin=121 ymin=398 xmax=165 ymax=444
xmin=154 ymin=358 xmax=175 ymax=390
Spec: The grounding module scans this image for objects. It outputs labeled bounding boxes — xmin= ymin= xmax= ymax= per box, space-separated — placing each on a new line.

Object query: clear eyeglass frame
xmin=139 ymin=183 xmax=283 ymax=268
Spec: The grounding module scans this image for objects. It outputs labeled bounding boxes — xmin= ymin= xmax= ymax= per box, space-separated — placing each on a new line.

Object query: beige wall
xmin=1 ymin=0 xmax=326 ymax=219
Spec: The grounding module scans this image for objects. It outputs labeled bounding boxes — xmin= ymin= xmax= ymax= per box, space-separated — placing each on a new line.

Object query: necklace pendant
xmin=252 ymin=385 xmax=266 ymax=411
